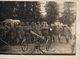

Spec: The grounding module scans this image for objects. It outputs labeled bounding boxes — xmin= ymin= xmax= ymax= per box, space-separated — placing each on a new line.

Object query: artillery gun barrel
xmin=30 ymin=31 xmax=44 ymax=39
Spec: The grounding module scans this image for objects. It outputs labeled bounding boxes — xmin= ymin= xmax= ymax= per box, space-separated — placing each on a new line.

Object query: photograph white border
xmin=0 ymin=0 xmax=79 ymax=59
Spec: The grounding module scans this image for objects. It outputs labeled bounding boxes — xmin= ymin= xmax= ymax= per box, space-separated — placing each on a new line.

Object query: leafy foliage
xmin=60 ymin=2 xmax=76 ymax=27
xmin=0 ymin=1 xmax=41 ymax=22
xmin=45 ymin=1 xmax=59 ymax=24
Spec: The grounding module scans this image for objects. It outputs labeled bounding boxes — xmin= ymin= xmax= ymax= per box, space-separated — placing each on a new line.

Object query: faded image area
xmin=0 ymin=1 xmax=76 ymax=55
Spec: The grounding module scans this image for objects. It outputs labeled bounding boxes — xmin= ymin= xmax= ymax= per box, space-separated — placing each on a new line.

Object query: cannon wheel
xmin=44 ymin=35 xmax=54 ymax=51
xmin=20 ymin=38 xmax=28 ymax=52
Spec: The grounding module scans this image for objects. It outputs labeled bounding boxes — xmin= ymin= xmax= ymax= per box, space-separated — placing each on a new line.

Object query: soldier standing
xmin=31 ymin=22 xmax=36 ymax=43
xmin=41 ymin=22 xmax=49 ymax=43
xmin=15 ymin=22 xmax=24 ymax=45
xmin=31 ymin=22 xmax=45 ymax=54
xmin=0 ymin=23 xmax=9 ymax=46
xmin=23 ymin=22 xmax=31 ymax=48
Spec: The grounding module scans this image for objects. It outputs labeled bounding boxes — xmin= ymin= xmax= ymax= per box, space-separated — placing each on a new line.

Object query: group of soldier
xmin=0 ymin=20 xmax=72 ymax=47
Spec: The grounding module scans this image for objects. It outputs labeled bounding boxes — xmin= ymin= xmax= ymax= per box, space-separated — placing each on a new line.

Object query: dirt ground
xmin=0 ymin=38 xmax=76 ymax=55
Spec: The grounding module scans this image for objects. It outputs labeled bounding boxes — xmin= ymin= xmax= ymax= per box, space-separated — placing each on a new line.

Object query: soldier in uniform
xmin=5 ymin=23 xmax=11 ymax=44
xmin=0 ymin=23 xmax=8 ymax=47
xmin=14 ymin=23 xmax=19 ymax=45
xmin=62 ymin=25 xmax=72 ymax=43
xmin=36 ymin=22 xmax=43 ymax=43
xmin=41 ymin=21 xmax=51 ymax=51
xmin=41 ymin=21 xmax=49 ymax=43
xmin=4 ymin=23 xmax=12 ymax=44
xmin=31 ymin=22 xmax=45 ymax=54
xmin=21 ymin=22 xmax=31 ymax=50
xmin=23 ymin=22 xmax=31 ymax=43
xmin=15 ymin=22 xmax=24 ymax=45
xmin=31 ymin=22 xmax=37 ymax=43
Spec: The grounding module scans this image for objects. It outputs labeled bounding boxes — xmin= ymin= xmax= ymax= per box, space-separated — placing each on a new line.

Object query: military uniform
xmin=16 ymin=24 xmax=24 ymax=44
xmin=23 ymin=24 xmax=31 ymax=43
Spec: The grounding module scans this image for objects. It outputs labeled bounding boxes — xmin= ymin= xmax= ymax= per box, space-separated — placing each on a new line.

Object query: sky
xmin=40 ymin=1 xmax=47 ymax=16
xmin=40 ymin=1 xmax=64 ymax=17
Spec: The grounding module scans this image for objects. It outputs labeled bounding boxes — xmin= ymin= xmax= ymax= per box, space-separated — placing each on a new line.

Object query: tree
xmin=12 ymin=2 xmax=41 ymax=22
xmin=0 ymin=1 xmax=15 ymax=21
xmin=0 ymin=1 xmax=42 ymax=22
xmin=45 ymin=1 xmax=59 ymax=24
xmin=32 ymin=2 xmax=42 ymax=22
xmin=60 ymin=2 xmax=76 ymax=27
xmin=13 ymin=2 xmax=26 ymax=21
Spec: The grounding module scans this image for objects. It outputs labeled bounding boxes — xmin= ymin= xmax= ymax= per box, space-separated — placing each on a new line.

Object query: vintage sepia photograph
xmin=0 ymin=1 xmax=76 ymax=55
